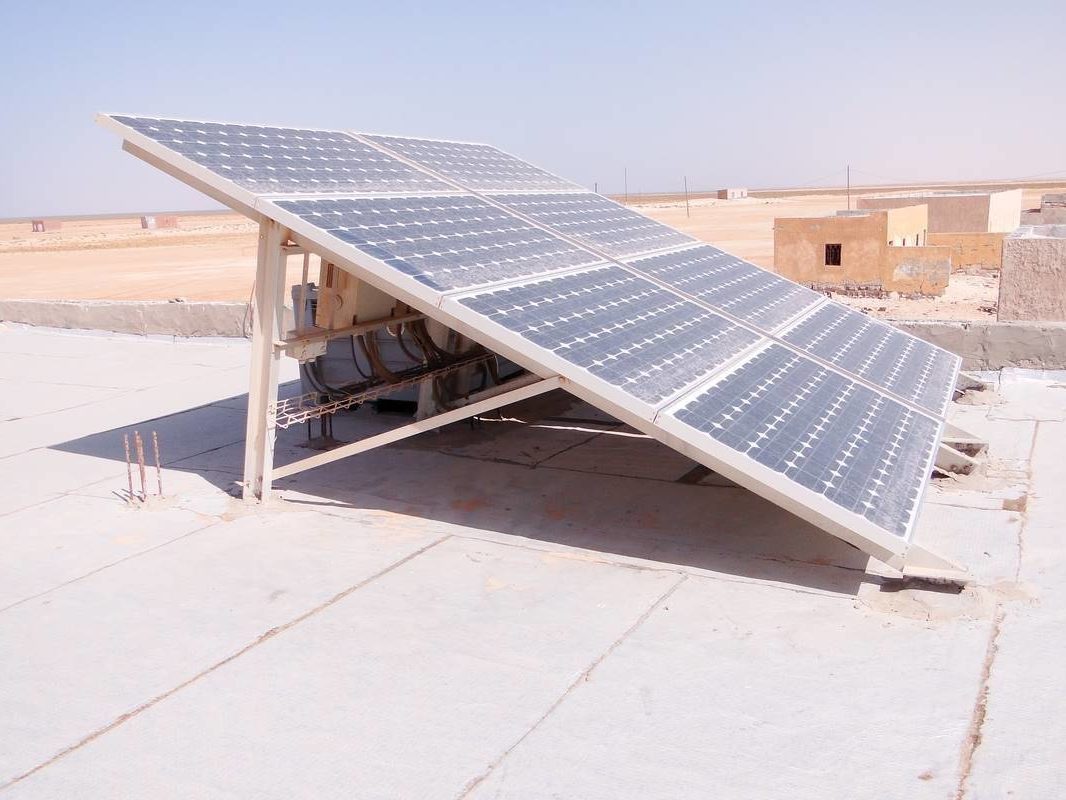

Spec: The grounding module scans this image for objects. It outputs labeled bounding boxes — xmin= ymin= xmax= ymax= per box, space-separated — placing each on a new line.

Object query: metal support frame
xmin=272 ymin=375 xmax=560 ymax=481
xmin=239 ymin=224 xmax=560 ymax=496
xmin=242 ymin=219 xmax=289 ymax=501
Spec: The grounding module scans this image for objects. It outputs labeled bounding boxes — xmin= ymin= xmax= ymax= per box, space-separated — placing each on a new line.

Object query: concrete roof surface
xmin=0 ymin=324 xmax=1063 ymax=799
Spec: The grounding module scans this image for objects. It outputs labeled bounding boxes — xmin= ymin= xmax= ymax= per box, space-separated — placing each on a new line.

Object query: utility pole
xmin=594 ymin=181 xmax=598 ymax=194
xmin=846 ymin=164 xmax=851 ymax=210
xmin=624 ymin=168 xmax=628 ymax=205
xmin=684 ymin=176 xmax=690 ymax=218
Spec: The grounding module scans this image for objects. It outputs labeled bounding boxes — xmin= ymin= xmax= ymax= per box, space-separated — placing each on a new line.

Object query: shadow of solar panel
xmin=669 ymin=344 xmax=940 ymax=537
xmin=363 ymin=135 xmax=579 ymax=193
xmin=458 ymin=266 xmax=761 ymax=405
xmin=112 ymin=116 xmax=450 ymax=195
xmin=781 ymin=303 xmax=960 ymax=416
xmin=273 ymin=195 xmax=603 ymax=292
xmin=488 ymin=193 xmax=694 ymax=258
xmin=626 ymin=244 xmax=825 ymax=331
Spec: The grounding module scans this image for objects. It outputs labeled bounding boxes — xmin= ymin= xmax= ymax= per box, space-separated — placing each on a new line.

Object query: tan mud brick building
xmin=858 ymin=189 xmax=1022 ymax=270
xmin=773 ymin=205 xmax=950 ymax=296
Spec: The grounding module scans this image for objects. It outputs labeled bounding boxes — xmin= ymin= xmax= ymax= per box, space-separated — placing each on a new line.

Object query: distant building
xmin=999 ymin=224 xmax=1066 ymax=322
xmin=716 ymin=188 xmax=748 ymax=200
xmin=1021 ymin=193 xmax=1066 ymax=225
xmin=140 ymin=215 xmax=179 ymax=230
xmin=857 ymin=189 xmax=1021 ymax=271
xmin=773 ymin=204 xmax=950 ymax=296
xmin=857 ymin=189 xmax=1021 ymax=233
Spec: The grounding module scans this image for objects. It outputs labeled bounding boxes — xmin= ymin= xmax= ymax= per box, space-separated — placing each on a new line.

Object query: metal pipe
xmin=152 ymin=431 xmax=164 ymax=497
xmin=134 ymin=431 xmax=147 ymax=501
xmin=123 ymin=434 xmax=134 ymax=501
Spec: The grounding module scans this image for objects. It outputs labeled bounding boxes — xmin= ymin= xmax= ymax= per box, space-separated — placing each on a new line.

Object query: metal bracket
xmin=890 ymin=542 xmax=971 ymax=585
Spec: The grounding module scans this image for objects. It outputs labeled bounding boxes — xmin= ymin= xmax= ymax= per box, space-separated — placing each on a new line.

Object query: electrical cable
xmin=359 ymin=333 xmax=402 ymax=383
xmin=395 ymin=324 xmax=425 ymax=364
xmin=348 ymin=336 xmax=373 ymax=379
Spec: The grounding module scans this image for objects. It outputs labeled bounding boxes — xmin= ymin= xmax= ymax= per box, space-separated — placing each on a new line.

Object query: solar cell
xmin=668 ymin=344 xmax=940 ymax=537
xmin=272 ymin=195 xmax=602 ymax=292
xmin=626 ymin=244 xmax=824 ymax=330
xmin=488 ymin=193 xmax=694 ymax=258
xmin=457 ymin=266 xmax=762 ymax=404
xmin=781 ymin=303 xmax=960 ymax=416
xmin=112 ymin=116 xmax=449 ymax=194
xmin=363 ymin=134 xmax=578 ymax=192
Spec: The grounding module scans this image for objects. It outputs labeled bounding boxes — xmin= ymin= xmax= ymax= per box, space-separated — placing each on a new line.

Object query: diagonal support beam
xmin=271 ymin=375 xmax=562 ymax=481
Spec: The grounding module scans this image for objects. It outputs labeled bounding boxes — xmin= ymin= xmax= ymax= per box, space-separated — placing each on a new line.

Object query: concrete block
xmin=998 ymin=226 xmax=1066 ymax=322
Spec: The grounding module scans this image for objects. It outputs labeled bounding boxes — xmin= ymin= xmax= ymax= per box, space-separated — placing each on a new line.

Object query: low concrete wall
xmin=0 ymin=300 xmax=252 ymax=338
xmin=893 ymin=319 xmax=1066 ymax=370
xmin=3 ymin=299 xmax=1064 ymax=372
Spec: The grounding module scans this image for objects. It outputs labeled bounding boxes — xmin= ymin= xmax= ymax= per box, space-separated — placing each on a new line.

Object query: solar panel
xmin=273 ymin=195 xmax=601 ymax=292
xmin=111 ymin=116 xmax=450 ymax=195
xmin=488 ymin=193 xmax=695 ymax=258
xmin=663 ymin=344 xmax=940 ymax=536
xmin=457 ymin=266 xmax=761 ymax=404
xmin=99 ymin=113 xmax=964 ymax=572
xmin=363 ymin=134 xmax=579 ymax=193
xmin=781 ymin=303 xmax=959 ymax=417
xmin=625 ymin=244 xmax=824 ymax=331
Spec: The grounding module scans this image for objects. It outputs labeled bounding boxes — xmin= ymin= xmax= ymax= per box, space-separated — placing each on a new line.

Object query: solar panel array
xmin=101 ymin=114 xmax=961 ymax=551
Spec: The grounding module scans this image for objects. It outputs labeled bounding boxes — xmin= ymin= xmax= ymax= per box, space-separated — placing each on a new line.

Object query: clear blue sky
xmin=3 ymin=0 xmax=1064 ymax=216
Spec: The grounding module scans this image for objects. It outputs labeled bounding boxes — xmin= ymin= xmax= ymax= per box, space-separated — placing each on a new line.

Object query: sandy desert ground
xmin=1 ymin=185 xmax=1060 ymax=319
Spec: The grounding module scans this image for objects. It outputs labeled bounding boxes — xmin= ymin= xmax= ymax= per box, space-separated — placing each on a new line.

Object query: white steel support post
xmin=243 ymin=220 xmax=289 ymax=501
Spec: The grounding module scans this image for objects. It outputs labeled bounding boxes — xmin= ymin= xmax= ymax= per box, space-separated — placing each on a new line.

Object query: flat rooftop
xmin=1009 ymin=224 xmax=1066 ymax=239
xmin=1 ymin=325 xmax=1063 ymax=798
